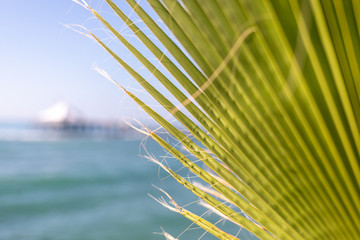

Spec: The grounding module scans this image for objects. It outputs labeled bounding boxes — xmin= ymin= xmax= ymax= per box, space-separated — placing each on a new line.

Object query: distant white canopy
xmin=38 ymin=101 xmax=83 ymax=124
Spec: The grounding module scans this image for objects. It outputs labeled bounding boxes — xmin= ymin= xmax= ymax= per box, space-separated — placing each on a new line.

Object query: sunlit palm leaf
xmin=81 ymin=0 xmax=360 ymax=239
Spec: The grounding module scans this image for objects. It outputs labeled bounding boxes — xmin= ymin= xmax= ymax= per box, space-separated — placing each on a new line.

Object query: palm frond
xmin=82 ymin=0 xmax=360 ymax=239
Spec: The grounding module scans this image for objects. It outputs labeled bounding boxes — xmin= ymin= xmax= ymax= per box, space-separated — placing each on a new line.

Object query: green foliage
xmin=83 ymin=0 xmax=360 ymax=239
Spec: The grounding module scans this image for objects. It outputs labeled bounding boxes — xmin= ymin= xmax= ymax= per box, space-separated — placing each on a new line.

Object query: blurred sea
xmin=0 ymin=122 xmax=255 ymax=240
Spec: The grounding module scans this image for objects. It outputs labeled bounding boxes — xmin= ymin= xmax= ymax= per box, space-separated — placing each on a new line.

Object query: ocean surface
xmin=0 ymin=123 xmax=255 ymax=240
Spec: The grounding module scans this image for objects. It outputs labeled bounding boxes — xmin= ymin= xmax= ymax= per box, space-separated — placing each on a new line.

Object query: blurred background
xmin=0 ymin=1 xmax=255 ymax=239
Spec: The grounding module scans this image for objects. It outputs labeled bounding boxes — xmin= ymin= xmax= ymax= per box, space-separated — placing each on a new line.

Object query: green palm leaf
xmin=80 ymin=0 xmax=360 ymax=239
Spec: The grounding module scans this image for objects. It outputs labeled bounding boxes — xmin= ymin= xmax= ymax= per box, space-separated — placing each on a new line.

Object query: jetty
xmin=36 ymin=102 xmax=132 ymax=138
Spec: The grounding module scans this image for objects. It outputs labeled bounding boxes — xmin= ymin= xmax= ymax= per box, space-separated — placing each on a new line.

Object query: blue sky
xmin=0 ymin=0 xmax=166 ymax=122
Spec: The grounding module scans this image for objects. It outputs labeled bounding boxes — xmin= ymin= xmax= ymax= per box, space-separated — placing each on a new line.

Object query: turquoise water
xmin=0 ymin=125 xmax=255 ymax=240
